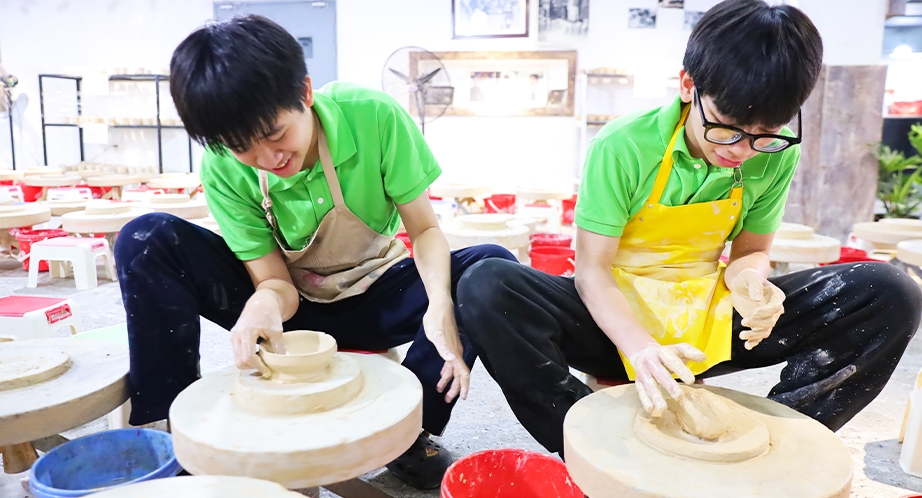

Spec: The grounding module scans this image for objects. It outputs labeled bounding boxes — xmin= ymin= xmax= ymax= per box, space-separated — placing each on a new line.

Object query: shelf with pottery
xmin=564 ymin=384 xmax=853 ymax=498
xmin=169 ymin=331 xmax=421 ymax=494
xmin=0 ymin=338 xmax=129 ymax=474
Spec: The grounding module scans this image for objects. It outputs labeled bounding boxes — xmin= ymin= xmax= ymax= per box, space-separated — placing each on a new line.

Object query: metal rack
xmin=38 ymin=73 xmax=193 ymax=173
xmin=2 ymin=90 xmax=13 ymax=169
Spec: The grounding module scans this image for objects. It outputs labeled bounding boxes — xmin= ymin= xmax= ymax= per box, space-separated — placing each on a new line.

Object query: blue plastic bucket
xmin=29 ymin=428 xmax=181 ymax=497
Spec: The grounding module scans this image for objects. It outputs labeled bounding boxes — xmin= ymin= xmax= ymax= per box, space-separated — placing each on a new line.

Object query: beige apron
xmin=613 ymin=104 xmax=743 ymax=379
xmin=258 ymin=114 xmax=410 ymax=303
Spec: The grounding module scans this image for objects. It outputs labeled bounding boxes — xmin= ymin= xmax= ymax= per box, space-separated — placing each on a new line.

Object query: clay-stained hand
xmin=423 ymin=300 xmax=470 ymax=403
xmin=229 ymin=289 xmax=286 ymax=378
xmin=628 ymin=342 xmax=707 ymax=417
xmin=730 ymin=268 xmax=785 ymax=350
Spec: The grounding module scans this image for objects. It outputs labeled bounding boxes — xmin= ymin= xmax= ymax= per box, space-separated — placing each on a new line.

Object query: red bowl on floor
xmin=441 ymin=449 xmax=582 ymax=498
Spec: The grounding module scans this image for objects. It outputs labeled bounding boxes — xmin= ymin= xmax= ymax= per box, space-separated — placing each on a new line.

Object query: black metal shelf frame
xmin=3 ymin=91 xmax=13 ymax=169
xmin=38 ymin=73 xmax=193 ymax=173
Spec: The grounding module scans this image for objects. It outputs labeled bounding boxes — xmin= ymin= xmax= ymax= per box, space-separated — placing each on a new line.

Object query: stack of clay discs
xmin=0 ymin=338 xmax=128 ymax=448
xmin=769 ymin=222 xmax=840 ymax=264
xmin=170 ymin=331 xmax=422 ymax=489
xmin=0 ymin=203 xmax=51 ymax=229
xmin=137 ymin=194 xmax=209 ymax=220
xmin=61 ymin=200 xmax=153 ymax=234
xmin=563 ymin=384 xmax=853 ymax=498
xmin=443 ymin=213 xmax=531 ymax=260
xmin=89 ymin=476 xmax=304 ymax=497
xmin=853 ymin=218 xmax=922 ymax=250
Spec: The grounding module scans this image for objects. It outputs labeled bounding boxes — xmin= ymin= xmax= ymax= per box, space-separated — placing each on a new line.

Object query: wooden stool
xmin=0 ymin=295 xmax=82 ymax=340
xmin=27 ymin=237 xmax=116 ymax=290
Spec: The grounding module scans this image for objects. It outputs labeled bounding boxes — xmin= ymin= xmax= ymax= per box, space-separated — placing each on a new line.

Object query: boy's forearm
xmin=575 ymin=267 xmax=656 ymax=358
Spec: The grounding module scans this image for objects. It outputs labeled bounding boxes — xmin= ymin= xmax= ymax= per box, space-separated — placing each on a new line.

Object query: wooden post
xmin=1 ymin=442 xmax=38 ymax=474
xmin=784 ymin=64 xmax=888 ymax=242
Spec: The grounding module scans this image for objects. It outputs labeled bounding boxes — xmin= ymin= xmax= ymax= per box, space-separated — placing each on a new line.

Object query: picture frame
xmin=452 ymin=0 xmax=530 ymax=39
xmin=409 ymin=50 xmax=577 ymax=117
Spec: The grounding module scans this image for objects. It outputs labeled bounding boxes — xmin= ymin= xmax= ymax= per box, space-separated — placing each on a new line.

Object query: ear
xmin=302 ymin=75 xmax=315 ymax=108
xmin=678 ymin=70 xmax=694 ymax=104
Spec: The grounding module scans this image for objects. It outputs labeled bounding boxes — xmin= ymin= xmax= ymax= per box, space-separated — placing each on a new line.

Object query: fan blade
xmin=416 ymin=67 xmax=442 ymax=86
xmin=388 ymin=68 xmax=411 ymax=84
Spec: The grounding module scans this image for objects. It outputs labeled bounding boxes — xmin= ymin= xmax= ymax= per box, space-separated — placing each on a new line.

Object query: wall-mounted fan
xmin=381 ymin=46 xmax=453 ymax=136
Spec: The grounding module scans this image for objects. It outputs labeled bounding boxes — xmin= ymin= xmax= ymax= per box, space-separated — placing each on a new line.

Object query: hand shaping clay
xmin=170 ymin=332 xmax=423 ymax=488
xmin=88 ymin=475 xmax=304 ymax=497
xmin=564 ymin=384 xmax=853 ymax=498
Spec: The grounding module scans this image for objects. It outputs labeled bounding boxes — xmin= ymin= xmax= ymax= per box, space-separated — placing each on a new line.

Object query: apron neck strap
xmin=316 ymin=113 xmax=346 ymax=206
xmin=647 ymin=103 xmax=691 ymax=206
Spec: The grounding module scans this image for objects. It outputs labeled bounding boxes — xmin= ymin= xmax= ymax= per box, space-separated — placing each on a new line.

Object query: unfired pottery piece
xmin=0 ymin=338 xmax=129 ymax=446
xmin=854 ymin=219 xmax=922 ymax=248
xmin=61 ymin=201 xmax=153 ymax=233
xmin=170 ymin=346 xmax=422 ymax=488
xmin=898 ymin=239 xmax=922 ymax=267
xmin=88 ymin=475 xmax=304 ymax=497
xmin=0 ymin=348 xmax=72 ymax=392
xmin=564 ymin=384 xmax=853 ymax=498
xmin=769 ymin=222 xmax=840 ymax=263
xmin=0 ymin=204 xmax=51 ymax=230
xmin=258 ymin=330 xmax=338 ymax=383
xmin=138 ymin=194 xmax=209 ymax=220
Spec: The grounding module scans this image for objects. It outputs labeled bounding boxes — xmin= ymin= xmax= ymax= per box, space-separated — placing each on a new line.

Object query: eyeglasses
xmin=693 ymin=88 xmax=801 ymax=153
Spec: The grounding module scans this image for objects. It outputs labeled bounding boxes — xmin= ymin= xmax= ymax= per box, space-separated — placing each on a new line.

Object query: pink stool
xmin=0 ymin=295 xmax=82 ymax=340
xmin=27 ymin=237 xmax=116 ymax=290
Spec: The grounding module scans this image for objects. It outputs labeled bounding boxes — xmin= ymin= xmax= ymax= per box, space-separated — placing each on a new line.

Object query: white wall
xmin=0 ymin=0 xmax=891 ymax=186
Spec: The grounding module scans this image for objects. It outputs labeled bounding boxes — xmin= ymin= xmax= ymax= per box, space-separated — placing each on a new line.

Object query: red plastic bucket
xmin=11 ymin=228 xmax=69 ymax=271
xmin=530 ymin=246 xmax=575 ymax=277
xmin=396 ymin=232 xmax=413 ymax=257
xmin=21 ymin=184 xmax=44 ymax=202
xmin=561 ymin=195 xmax=577 ymax=225
xmin=530 ymin=233 xmax=572 ymax=248
xmin=485 ymin=194 xmax=517 ymax=214
xmin=819 ymin=247 xmax=882 ymax=266
xmin=441 ymin=449 xmax=582 ymax=498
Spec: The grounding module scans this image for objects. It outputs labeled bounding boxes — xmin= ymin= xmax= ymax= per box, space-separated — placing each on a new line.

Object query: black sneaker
xmin=385 ymin=431 xmax=453 ymax=489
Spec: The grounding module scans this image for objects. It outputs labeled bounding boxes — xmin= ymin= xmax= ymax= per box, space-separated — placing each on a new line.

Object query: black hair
xmin=169 ymin=15 xmax=308 ymax=154
xmin=683 ymin=0 xmax=823 ymax=128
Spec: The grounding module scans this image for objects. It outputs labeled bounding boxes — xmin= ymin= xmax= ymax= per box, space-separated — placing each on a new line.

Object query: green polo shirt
xmin=201 ymin=82 xmax=441 ymax=261
xmin=575 ymin=94 xmax=799 ymax=239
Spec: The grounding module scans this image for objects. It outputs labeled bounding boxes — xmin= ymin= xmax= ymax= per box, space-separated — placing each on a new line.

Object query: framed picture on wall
xmin=452 ymin=0 xmax=530 ymax=39
xmin=409 ymin=50 xmax=577 ymax=117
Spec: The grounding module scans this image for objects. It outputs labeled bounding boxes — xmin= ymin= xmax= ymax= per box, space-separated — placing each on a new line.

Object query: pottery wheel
xmin=0 ymin=338 xmax=129 ymax=446
xmin=139 ymin=194 xmax=210 ymax=220
xmin=0 ymin=204 xmax=51 ymax=229
xmin=769 ymin=222 xmax=840 ymax=264
xmin=854 ymin=219 xmax=922 ymax=248
xmin=563 ymin=385 xmax=853 ymax=498
xmin=61 ymin=203 xmax=153 ymax=233
xmin=87 ymin=476 xmax=304 ymax=497
xmin=170 ymin=353 xmax=422 ymax=489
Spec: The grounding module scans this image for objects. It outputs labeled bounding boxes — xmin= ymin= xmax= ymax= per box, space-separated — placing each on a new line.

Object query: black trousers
xmin=456 ymin=258 xmax=922 ymax=453
xmin=114 ymin=213 xmax=516 ymax=432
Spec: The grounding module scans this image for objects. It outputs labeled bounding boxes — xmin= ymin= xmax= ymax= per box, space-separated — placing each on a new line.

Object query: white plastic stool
xmin=0 ymin=295 xmax=82 ymax=340
xmin=0 ymin=185 xmax=24 ymax=203
xmin=46 ymin=187 xmax=93 ymax=201
xmin=27 ymin=237 xmax=116 ymax=289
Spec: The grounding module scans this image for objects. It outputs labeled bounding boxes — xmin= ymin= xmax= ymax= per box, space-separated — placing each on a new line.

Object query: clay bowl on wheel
xmin=258 ymin=331 xmax=337 ymax=383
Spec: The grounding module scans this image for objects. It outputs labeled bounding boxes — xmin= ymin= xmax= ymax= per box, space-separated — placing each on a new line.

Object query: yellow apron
xmin=613 ymin=104 xmax=743 ymax=379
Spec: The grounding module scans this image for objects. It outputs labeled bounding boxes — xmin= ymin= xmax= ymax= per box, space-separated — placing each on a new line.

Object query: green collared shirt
xmin=201 ymin=82 xmax=441 ymax=261
xmin=575 ymin=94 xmax=799 ymax=239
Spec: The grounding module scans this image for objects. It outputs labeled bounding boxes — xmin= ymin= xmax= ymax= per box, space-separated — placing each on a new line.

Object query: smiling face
xmin=229 ymin=76 xmax=317 ymax=178
xmin=678 ymin=70 xmax=786 ymax=169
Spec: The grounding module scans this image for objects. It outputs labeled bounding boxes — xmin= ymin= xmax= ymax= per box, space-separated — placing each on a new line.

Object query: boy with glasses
xmin=456 ymin=0 xmax=922 ymax=454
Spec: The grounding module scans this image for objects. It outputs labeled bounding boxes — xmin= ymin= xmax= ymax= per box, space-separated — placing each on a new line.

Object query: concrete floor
xmin=2 ymin=256 xmax=922 ymax=497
